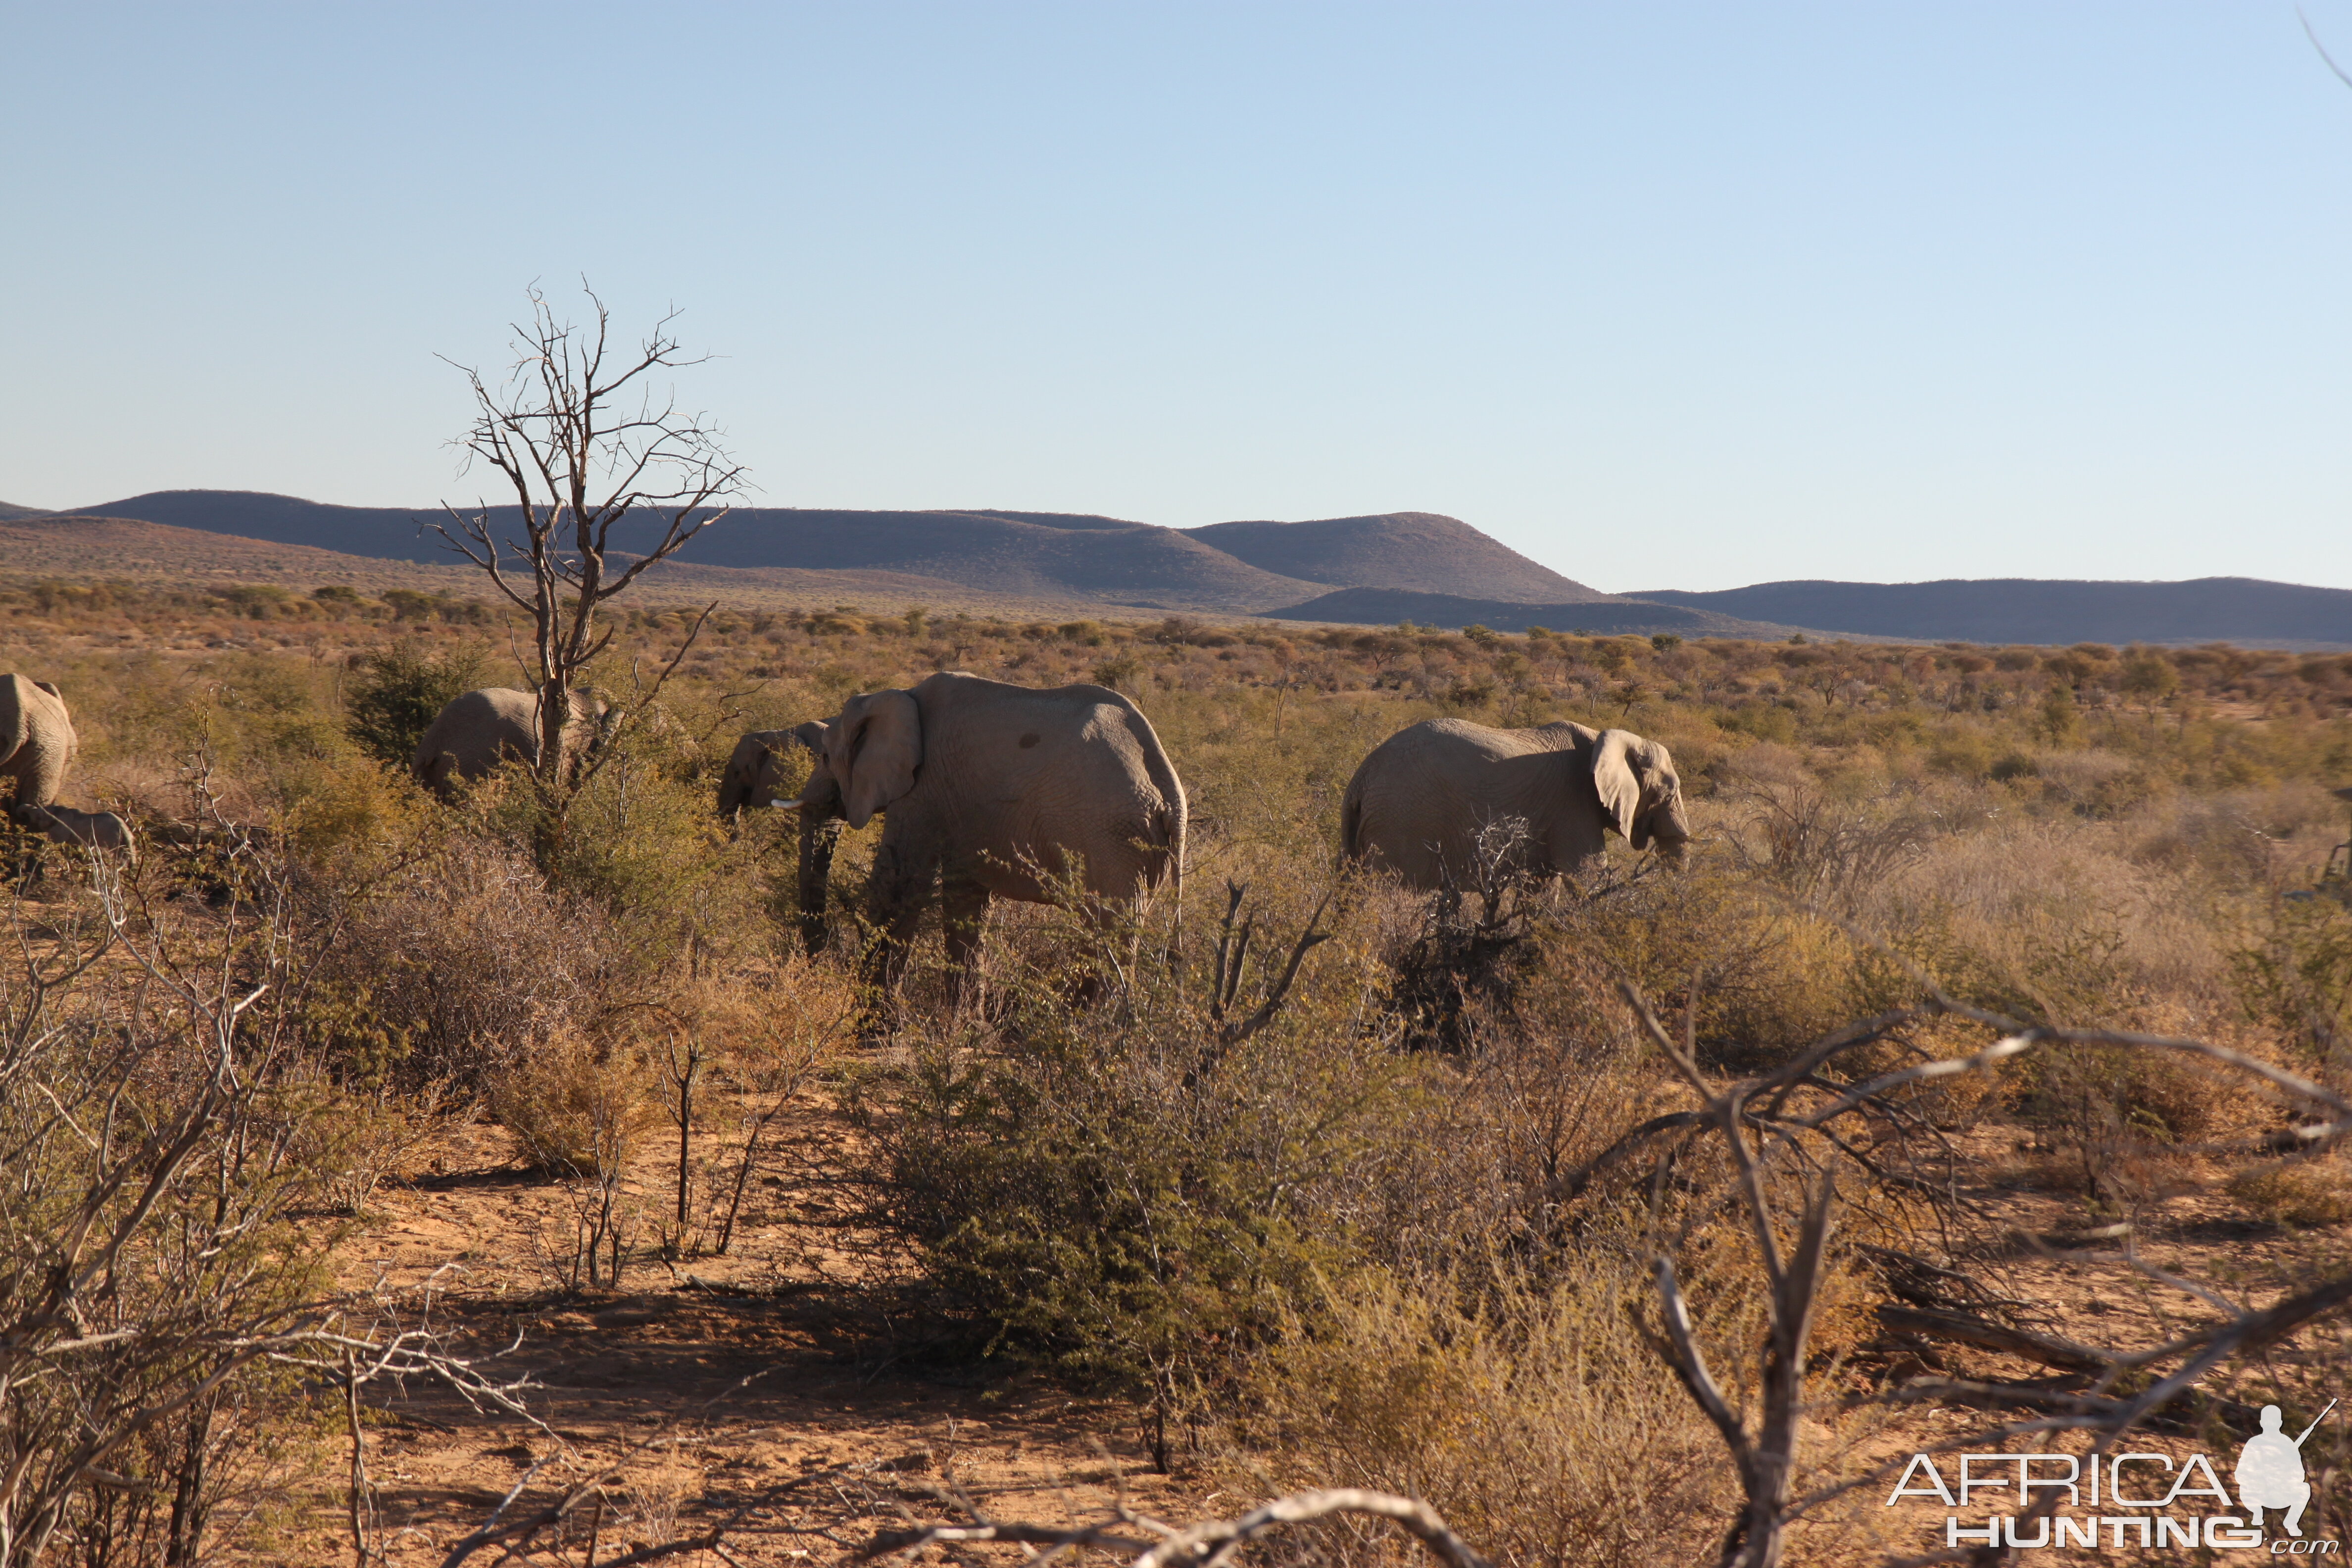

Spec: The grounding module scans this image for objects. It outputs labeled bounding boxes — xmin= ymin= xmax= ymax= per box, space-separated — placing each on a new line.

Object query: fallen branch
xmin=849 ymin=1489 xmax=1492 ymax=1568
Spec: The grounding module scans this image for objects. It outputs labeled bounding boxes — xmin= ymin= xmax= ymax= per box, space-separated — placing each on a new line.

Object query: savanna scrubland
xmin=6 ymin=574 xmax=2352 ymax=1567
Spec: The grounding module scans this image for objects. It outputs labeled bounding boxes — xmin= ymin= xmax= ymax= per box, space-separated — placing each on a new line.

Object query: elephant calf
xmin=723 ymin=671 xmax=1187 ymax=999
xmin=1342 ymin=717 xmax=1689 ymax=890
xmin=412 ymin=687 xmax=609 ymax=797
xmin=12 ymin=801 xmax=135 ymax=854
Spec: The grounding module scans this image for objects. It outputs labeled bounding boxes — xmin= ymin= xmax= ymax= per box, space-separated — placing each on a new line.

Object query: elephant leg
xmin=941 ymin=868 xmax=991 ymax=1012
xmin=858 ymin=841 xmax=934 ymax=1013
xmin=1067 ymin=895 xmax=1133 ymax=1007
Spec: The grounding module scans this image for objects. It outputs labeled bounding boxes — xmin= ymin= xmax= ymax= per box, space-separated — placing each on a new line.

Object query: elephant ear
xmin=830 ymin=690 xmax=921 ymax=830
xmin=1590 ymin=729 xmax=1649 ymax=848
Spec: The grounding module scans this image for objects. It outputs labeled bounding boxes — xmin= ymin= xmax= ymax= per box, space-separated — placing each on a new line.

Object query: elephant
xmin=12 ymin=801 xmax=134 ymax=854
xmin=743 ymin=671 xmax=1187 ymax=1000
xmin=718 ymin=721 xmax=836 ymax=957
xmin=0 ymin=674 xmax=77 ymax=809
xmin=1340 ymin=718 xmax=1689 ymax=890
xmin=411 ymin=687 xmax=610 ymax=797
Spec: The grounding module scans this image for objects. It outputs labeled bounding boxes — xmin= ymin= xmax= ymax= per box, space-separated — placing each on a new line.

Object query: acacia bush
xmin=341 ymin=637 xmax=487 ymax=767
xmin=0 ymin=854 xmax=370 ymax=1566
xmin=848 ymin=890 xmax=1422 ymax=1408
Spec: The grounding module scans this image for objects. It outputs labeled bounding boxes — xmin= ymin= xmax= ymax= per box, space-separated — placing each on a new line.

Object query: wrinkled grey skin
xmin=0 ymin=674 xmax=77 ymax=809
xmin=1341 ymin=718 xmax=1689 ymax=890
xmin=411 ymin=687 xmax=610 ymax=797
xmin=717 ymin=722 xmax=837 ymax=958
xmin=12 ymin=801 xmax=134 ymax=855
xmin=746 ymin=671 xmax=1186 ymax=997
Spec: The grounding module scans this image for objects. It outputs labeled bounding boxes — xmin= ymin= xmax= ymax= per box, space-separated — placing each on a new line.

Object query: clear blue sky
xmin=5 ymin=1 xmax=2351 ymax=592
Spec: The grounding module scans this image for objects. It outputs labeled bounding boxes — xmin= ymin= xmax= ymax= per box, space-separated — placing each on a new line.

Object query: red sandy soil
xmin=291 ymin=1096 xmax=1210 ymax=1568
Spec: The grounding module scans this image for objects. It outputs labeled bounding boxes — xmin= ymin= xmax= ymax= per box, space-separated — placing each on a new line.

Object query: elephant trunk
xmin=797 ymin=813 xmax=841 ymax=959
xmin=1649 ymin=803 xmax=1693 ymax=864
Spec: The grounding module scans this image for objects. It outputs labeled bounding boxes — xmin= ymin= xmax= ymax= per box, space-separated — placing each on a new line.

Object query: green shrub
xmin=851 ymin=913 xmax=1421 ymax=1404
xmin=343 ymin=637 xmax=486 ymax=768
xmin=2233 ymin=894 xmax=2352 ymax=1062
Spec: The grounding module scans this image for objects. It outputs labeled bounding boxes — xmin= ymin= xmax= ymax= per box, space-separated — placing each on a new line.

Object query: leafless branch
xmin=432 ymin=283 xmax=746 ymax=807
xmin=850 ymin=1489 xmax=1492 ymax=1568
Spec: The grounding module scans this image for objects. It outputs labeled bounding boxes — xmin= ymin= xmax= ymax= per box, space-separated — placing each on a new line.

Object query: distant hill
xmin=35 ymin=490 xmax=2352 ymax=645
xmin=650 ymin=508 xmax=1323 ymax=609
xmin=0 ymin=514 xmax=476 ymax=588
xmin=1632 ymin=578 xmax=2352 ymax=649
xmin=56 ymin=491 xmax=1571 ymax=613
xmin=0 ymin=515 xmax=1115 ymax=616
xmin=1261 ymin=588 xmax=1793 ymax=639
xmin=1183 ymin=512 xmax=1600 ymax=602
xmin=65 ymin=490 xmax=447 ymax=561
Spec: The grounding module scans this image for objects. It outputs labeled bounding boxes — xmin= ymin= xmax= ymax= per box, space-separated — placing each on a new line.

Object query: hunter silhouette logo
xmin=2240 ymin=1401 xmax=2334 ymax=1539
xmin=1886 ymin=1399 xmax=2339 ymax=1551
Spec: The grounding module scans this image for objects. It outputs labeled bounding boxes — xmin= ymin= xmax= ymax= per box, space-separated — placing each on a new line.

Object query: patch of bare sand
xmin=298 ymin=1098 xmax=1208 ymax=1568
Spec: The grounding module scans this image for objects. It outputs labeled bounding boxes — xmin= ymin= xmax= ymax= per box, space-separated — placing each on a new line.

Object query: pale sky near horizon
xmin=4 ymin=2 xmax=2352 ymax=592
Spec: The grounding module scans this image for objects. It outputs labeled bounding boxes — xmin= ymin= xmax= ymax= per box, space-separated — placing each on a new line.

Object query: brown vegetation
xmin=4 ymin=578 xmax=2352 ymax=1566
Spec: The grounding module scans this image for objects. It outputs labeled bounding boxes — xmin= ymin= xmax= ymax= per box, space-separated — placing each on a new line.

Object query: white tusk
xmin=770 ymin=797 xmax=807 ymax=810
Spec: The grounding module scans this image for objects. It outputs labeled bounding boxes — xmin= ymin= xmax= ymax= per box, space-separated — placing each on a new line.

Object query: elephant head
xmin=714 ymin=717 xmax=864 ymax=960
xmin=798 ymin=689 xmax=919 ymax=829
xmin=1591 ymin=729 xmax=1690 ymax=862
xmin=714 ymin=721 xmax=832 ymax=817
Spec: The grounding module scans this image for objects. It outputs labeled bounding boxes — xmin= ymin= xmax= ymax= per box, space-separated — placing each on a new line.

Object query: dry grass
xmin=3 ymin=579 xmax=2351 ymax=1564
xmin=2229 ymin=1160 xmax=2352 ymax=1227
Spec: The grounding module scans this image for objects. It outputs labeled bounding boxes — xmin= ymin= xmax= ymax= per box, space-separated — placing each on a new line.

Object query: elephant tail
xmin=1339 ymin=774 xmax=1366 ymax=865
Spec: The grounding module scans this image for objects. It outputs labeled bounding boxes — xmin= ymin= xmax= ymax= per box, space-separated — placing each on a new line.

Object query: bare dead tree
xmin=433 ymin=283 xmax=746 ymax=792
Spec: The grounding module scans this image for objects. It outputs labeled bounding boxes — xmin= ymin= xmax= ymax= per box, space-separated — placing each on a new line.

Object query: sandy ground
xmin=288 ymin=1097 xmax=1210 ymax=1568
xmin=264 ymin=1083 xmax=2352 ymax=1568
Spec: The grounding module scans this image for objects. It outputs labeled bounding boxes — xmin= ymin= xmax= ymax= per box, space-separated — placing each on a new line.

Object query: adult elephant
xmin=740 ymin=672 xmax=1186 ymax=997
xmin=0 ymin=674 xmax=76 ymax=810
xmin=411 ymin=687 xmax=609 ymax=798
xmin=1341 ymin=717 xmax=1689 ymax=889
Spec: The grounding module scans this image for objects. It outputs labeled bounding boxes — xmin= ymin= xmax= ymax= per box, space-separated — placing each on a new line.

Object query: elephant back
xmin=906 ymin=672 xmax=1186 ymax=900
xmin=412 ymin=687 xmax=546 ymax=791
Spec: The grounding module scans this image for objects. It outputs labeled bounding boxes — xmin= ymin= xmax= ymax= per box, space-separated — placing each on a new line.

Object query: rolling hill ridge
xmin=1632 ymin=578 xmax=2352 ymax=650
xmin=5 ymin=491 xmax=2348 ymax=646
xmin=28 ymin=491 xmax=1632 ymax=616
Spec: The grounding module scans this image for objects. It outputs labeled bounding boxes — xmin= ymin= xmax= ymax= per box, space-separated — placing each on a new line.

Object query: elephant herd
xmin=5 ymin=665 xmax=1693 ymax=991
xmin=700 ymin=669 xmax=1690 ymax=996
